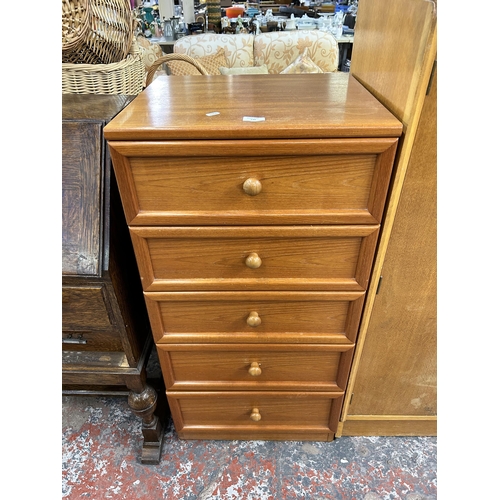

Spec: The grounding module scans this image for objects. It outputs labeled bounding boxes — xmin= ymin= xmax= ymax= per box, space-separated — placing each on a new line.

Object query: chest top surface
xmin=103 ymin=74 xmax=402 ymax=142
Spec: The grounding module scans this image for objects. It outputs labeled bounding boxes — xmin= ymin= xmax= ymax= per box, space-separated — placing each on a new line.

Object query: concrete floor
xmin=62 ymin=393 xmax=437 ymax=499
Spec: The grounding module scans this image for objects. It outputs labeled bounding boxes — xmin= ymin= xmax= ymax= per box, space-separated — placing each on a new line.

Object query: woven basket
xmin=62 ymin=0 xmax=91 ymax=56
xmin=62 ymin=0 xmax=134 ymax=65
xmin=62 ymin=39 xmax=145 ymax=94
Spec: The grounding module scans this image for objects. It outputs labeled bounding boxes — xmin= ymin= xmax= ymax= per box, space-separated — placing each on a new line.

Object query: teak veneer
xmin=105 ymin=73 xmax=402 ymax=440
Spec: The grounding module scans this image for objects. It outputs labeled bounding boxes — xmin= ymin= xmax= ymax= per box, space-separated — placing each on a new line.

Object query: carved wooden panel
xmin=62 ymin=121 xmax=103 ymax=276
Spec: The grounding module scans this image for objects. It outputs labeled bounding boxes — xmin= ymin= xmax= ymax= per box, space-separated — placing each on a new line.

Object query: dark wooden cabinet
xmin=62 ymin=94 xmax=165 ymax=464
xmin=338 ymin=0 xmax=437 ymax=436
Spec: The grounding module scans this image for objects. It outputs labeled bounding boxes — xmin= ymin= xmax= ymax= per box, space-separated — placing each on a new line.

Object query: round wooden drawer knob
xmin=245 ymin=252 xmax=262 ymax=269
xmin=250 ymin=408 xmax=262 ymax=422
xmin=248 ymin=362 xmax=262 ymax=376
xmin=243 ymin=178 xmax=262 ymax=196
xmin=246 ymin=311 xmax=262 ymax=327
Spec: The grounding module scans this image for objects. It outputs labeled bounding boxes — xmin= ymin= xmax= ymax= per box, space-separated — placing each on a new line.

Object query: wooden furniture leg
xmin=127 ymin=374 xmax=165 ymax=465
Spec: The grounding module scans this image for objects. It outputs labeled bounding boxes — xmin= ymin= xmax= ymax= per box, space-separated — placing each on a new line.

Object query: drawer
xmin=61 ymin=330 xmax=123 ymax=352
xmin=146 ymin=291 xmax=365 ymax=344
xmin=157 ymin=343 xmax=354 ymax=391
xmin=62 ymin=286 xmax=114 ymax=330
xmin=167 ymin=390 xmax=344 ymax=441
xmin=131 ymin=226 xmax=379 ymax=292
xmin=108 ymin=138 xmax=398 ymax=226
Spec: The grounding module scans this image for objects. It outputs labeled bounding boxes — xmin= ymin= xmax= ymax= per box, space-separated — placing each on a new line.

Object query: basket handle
xmin=145 ymin=53 xmax=210 ymax=86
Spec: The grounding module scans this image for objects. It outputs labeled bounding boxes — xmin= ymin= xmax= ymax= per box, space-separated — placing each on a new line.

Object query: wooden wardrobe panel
xmin=340 ymin=0 xmax=437 ymax=434
xmin=344 ymin=66 xmax=436 ymax=428
xmin=350 ymin=0 xmax=437 ymax=127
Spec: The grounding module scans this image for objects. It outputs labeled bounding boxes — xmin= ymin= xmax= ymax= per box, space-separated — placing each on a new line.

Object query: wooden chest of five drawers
xmin=105 ymin=73 xmax=402 ymax=440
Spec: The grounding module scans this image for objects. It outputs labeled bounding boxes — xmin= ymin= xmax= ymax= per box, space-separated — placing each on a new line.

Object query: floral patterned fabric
xmin=136 ymin=36 xmax=164 ymax=71
xmin=136 ymin=35 xmax=165 ymax=85
xmin=174 ymin=34 xmax=254 ymax=68
xmin=172 ymin=31 xmax=338 ymax=76
xmin=280 ymin=48 xmax=324 ymax=74
xmin=254 ymin=30 xmax=338 ymax=74
xmin=168 ymin=48 xmax=229 ymax=75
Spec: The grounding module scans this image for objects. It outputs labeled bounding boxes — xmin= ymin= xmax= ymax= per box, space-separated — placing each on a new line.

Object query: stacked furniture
xmin=62 ymin=94 xmax=165 ymax=463
xmin=104 ymin=73 xmax=402 ymax=440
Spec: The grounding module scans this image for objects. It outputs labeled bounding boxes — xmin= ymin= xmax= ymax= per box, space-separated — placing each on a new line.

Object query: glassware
xmin=164 ymin=18 xmax=173 ymax=38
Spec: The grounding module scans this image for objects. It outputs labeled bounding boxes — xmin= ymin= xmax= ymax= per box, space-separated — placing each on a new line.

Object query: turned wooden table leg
xmin=128 ymin=383 xmax=165 ymax=464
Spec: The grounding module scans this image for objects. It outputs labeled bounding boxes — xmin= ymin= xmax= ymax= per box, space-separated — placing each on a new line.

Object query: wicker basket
xmin=62 ymin=0 xmax=134 ymax=65
xmin=62 ymin=39 xmax=145 ymax=94
xmin=62 ymin=0 xmax=91 ymax=57
xmin=145 ymin=54 xmax=210 ymax=87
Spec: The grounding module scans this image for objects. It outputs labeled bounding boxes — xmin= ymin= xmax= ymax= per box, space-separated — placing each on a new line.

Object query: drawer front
xmin=61 ymin=330 xmax=123 ymax=352
xmin=131 ymin=226 xmax=379 ymax=292
xmin=146 ymin=291 xmax=364 ymax=344
xmin=62 ymin=286 xmax=114 ymax=330
xmin=167 ymin=390 xmax=343 ymax=440
xmin=109 ymin=138 xmax=398 ymax=226
xmin=158 ymin=344 xmax=354 ymax=391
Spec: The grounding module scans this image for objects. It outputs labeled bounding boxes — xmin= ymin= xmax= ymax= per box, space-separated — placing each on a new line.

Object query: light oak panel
xmin=131 ymin=154 xmax=374 ymax=213
xmin=341 ymin=0 xmax=437 ymax=434
xmin=347 ymin=64 xmax=437 ymax=417
xmin=350 ymin=0 xmax=437 ymax=126
xmin=174 ymin=428 xmax=335 ymax=441
xmin=340 ymin=417 xmax=437 ymax=437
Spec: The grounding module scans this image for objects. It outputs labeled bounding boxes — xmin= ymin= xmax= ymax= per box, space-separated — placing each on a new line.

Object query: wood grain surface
xmin=145 ymin=291 xmax=365 ymax=344
xmin=340 ymin=0 xmax=437 ymax=435
xmin=104 ymin=73 xmax=402 ymax=441
xmin=158 ymin=343 xmax=354 ymax=391
xmin=109 ymin=137 xmax=398 ymax=226
xmin=103 ymin=74 xmax=402 ymax=141
xmin=131 ymin=225 xmax=379 ymax=292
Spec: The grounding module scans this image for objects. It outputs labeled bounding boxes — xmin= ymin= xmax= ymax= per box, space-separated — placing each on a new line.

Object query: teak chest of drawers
xmin=104 ymin=73 xmax=402 ymax=441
